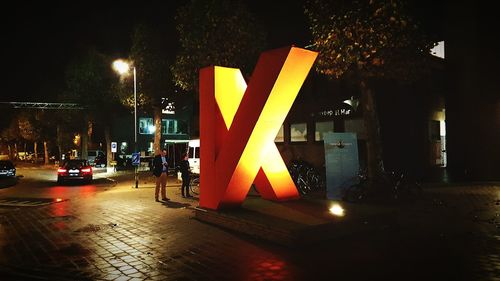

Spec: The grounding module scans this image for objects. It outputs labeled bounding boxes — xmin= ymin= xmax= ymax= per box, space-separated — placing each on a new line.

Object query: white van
xmin=187 ymin=139 xmax=200 ymax=174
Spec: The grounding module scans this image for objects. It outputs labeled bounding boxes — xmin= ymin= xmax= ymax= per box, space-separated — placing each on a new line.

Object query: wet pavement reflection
xmin=0 ymin=171 xmax=498 ymax=280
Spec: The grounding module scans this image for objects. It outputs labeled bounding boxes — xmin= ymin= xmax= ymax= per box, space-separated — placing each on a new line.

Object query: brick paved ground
xmin=0 ymin=172 xmax=498 ymax=281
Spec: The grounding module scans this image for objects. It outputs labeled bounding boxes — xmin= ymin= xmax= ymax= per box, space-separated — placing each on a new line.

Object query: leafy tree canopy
xmin=127 ymin=23 xmax=174 ymax=109
xmin=304 ymin=0 xmax=437 ymax=81
xmin=1 ymin=115 xmax=21 ymax=143
xmin=63 ymin=48 xmax=117 ymax=108
xmin=62 ymin=48 xmax=123 ymax=132
xmin=17 ymin=112 xmax=40 ymax=142
xmin=172 ymin=0 xmax=267 ymax=92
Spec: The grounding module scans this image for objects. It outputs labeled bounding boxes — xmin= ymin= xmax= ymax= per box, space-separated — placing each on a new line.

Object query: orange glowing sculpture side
xmin=199 ymin=46 xmax=318 ymax=210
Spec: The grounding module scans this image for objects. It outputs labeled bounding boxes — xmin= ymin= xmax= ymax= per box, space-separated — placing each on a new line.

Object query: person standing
xmin=178 ymin=153 xmax=191 ymax=198
xmin=153 ymin=149 xmax=169 ymax=201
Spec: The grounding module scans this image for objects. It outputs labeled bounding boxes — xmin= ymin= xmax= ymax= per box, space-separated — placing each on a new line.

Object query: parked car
xmin=17 ymin=151 xmax=29 ymax=161
xmin=88 ymin=150 xmax=105 ymax=166
xmin=29 ymin=153 xmax=45 ymax=164
xmin=57 ymin=159 xmax=92 ymax=184
xmin=188 ymin=139 xmax=200 ymax=174
xmin=0 ymin=160 xmax=16 ymax=178
xmin=94 ymin=154 xmax=107 ymax=168
xmin=115 ymin=154 xmax=133 ymax=170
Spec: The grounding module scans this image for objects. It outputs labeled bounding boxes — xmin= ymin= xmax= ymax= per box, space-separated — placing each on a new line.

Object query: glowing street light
xmin=113 ymin=59 xmax=139 ymax=189
xmin=112 ymin=59 xmax=130 ymax=75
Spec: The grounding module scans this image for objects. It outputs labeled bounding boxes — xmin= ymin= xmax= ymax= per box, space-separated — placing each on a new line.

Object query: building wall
xmin=275 ymin=75 xmax=361 ymax=175
xmin=445 ymin=1 xmax=500 ymax=181
xmin=276 ymin=71 xmax=445 ymax=181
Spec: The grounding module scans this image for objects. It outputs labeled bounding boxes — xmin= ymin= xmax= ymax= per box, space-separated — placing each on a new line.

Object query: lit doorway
xmin=429 ymin=109 xmax=447 ymax=167
xmin=439 ymin=119 xmax=447 ymax=167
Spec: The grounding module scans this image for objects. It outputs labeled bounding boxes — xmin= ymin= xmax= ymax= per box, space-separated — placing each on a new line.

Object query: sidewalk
xmin=195 ymin=194 xmax=397 ymax=247
xmin=0 ymin=173 xmax=498 ymax=280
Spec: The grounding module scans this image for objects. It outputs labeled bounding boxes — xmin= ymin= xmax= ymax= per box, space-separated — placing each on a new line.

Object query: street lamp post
xmin=132 ymin=66 xmax=138 ymax=189
xmin=113 ymin=59 xmax=139 ymax=188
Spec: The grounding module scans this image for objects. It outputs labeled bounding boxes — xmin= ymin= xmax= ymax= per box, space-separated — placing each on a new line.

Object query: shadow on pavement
xmin=18 ymin=177 xmax=114 ymax=188
xmin=161 ymin=200 xmax=191 ymax=209
xmin=55 ymin=178 xmax=112 ymax=186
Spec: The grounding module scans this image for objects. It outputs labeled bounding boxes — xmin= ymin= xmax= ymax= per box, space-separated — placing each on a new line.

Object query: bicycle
xmin=342 ymin=168 xmax=423 ymax=204
xmin=341 ymin=169 xmax=368 ymax=203
xmin=393 ymin=172 xmax=423 ymax=202
xmin=189 ymin=173 xmax=200 ymax=195
xmin=288 ymin=160 xmax=324 ymax=195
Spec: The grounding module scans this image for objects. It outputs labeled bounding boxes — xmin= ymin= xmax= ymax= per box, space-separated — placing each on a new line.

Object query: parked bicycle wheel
xmin=190 ymin=175 xmax=200 ymax=195
xmin=340 ymin=169 xmax=366 ymax=203
xmin=342 ymin=182 xmax=366 ymax=203
xmin=394 ymin=174 xmax=423 ymax=202
xmin=295 ymin=175 xmax=310 ymax=195
xmin=288 ymin=160 xmax=324 ymax=195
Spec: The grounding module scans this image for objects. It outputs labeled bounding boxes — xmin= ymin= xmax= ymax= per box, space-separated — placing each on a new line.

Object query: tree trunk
xmin=104 ymin=125 xmax=112 ymax=166
xmin=8 ymin=144 xmax=12 ymax=160
xmin=87 ymin=121 xmax=93 ymax=150
xmin=360 ymin=80 xmax=384 ymax=184
xmin=44 ymin=141 xmax=49 ymax=165
xmin=14 ymin=143 xmax=18 ymax=160
xmin=81 ymin=132 xmax=88 ymax=160
xmin=81 ymin=116 xmax=89 ymax=160
xmin=34 ymin=141 xmax=38 ymax=162
xmin=57 ymin=124 xmax=63 ymax=161
xmin=153 ymin=106 xmax=162 ymax=155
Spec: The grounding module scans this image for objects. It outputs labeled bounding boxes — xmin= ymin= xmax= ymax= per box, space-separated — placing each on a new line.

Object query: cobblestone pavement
xmin=0 ymin=173 xmax=498 ymax=281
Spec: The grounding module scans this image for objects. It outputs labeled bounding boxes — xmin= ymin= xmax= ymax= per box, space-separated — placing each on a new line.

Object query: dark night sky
xmin=2 ymin=1 xmax=187 ymax=102
xmin=2 ymin=0 xmax=442 ymax=103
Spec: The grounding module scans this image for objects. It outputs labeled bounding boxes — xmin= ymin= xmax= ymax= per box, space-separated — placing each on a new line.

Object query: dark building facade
xmin=274 ymin=66 xmax=445 ymax=182
xmin=444 ymin=1 xmax=500 ymax=181
xmin=110 ymin=101 xmax=193 ymax=168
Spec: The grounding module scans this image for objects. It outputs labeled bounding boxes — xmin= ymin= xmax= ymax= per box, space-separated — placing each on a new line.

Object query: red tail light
xmin=58 ymin=168 xmax=67 ymax=173
xmin=81 ymin=168 xmax=92 ymax=173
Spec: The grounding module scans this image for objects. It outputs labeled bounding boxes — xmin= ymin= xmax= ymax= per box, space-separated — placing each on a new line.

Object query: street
xmin=0 ymin=164 xmax=115 ymax=201
xmin=0 ymin=166 xmax=498 ymax=280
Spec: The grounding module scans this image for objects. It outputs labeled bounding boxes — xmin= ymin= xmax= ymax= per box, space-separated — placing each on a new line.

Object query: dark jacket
xmin=178 ymin=159 xmax=191 ymax=179
xmin=152 ymin=155 xmax=168 ymax=177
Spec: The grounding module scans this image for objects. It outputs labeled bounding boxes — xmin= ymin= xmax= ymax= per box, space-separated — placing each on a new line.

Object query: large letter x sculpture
xmin=199 ymin=46 xmax=318 ymax=210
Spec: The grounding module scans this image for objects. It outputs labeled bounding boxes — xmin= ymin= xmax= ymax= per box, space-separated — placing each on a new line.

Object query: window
xmin=290 ymin=123 xmax=307 ymax=142
xmin=275 ymin=125 xmax=284 ymax=142
xmin=162 ymin=119 xmax=176 ymax=135
xmin=188 ymin=147 xmax=199 ymax=158
xmin=139 ymin=118 xmax=154 ymax=135
xmin=161 ymin=119 xmax=188 ymax=135
xmin=315 ymin=121 xmax=334 ymax=141
xmin=430 ymin=41 xmax=445 ymax=59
